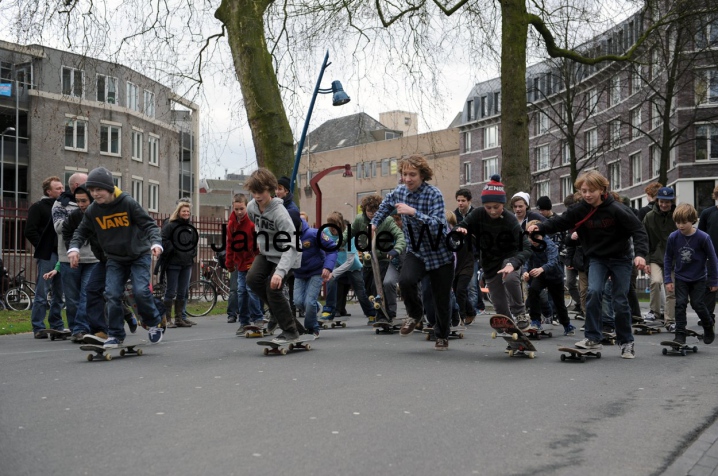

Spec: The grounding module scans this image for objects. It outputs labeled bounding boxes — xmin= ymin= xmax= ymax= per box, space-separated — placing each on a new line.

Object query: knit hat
xmin=277 ymin=176 xmax=291 ymax=191
xmin=481 ymin=175 xmax=506 ymax=204
xmin=536 ymin=196 xmax=552 ymax=211
xmin=85 ymin=167 xmax=115 ymax=192
xmin=656 ymin=187 xmax=675 ymax=201
xmin=511 ymin=191 xmax=531 ymax=207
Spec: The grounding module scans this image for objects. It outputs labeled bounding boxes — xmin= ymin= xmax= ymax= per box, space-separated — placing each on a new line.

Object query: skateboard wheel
xmin=280 ymin=348 xmax=287 ymax=355
xmin=425 ymin=334 xmax=431 ymax=341
xmin=692 ymin=346 xmax=698 ymax=353
xmin=528 ymin=352 xmax=536 ymax=359
xmin=120 ymin=349 xmax=126 ymax=357
xmin=104 ymin=353 xmax=112 ymax=361
xmin=680 ymin=349 xmax=687 ymax=356
xmin=560 ymin=354 xmax=566 ymax=361
xmin=369 ymin=296 xmax=375 ymax=302
xmin=547 ymin=332 xmax=553 ymax=338
xmin=263 ymin=348 xmax=269 ymax=356
xmin=288 ymin=344 xmax=294 ymax=351
xmin=137 ymin=348 xmax=143 ymax=356
xmin=374 ymin=303 xmax=380 ymax=310
xmin=490 ymin=332 xmax=497 ymax=339
xmin=595 ymin=352 xmax=601 ymax=358
xmin=331 ymin=323 xmax=336 ymax=329
xmin=511 ymin=333 xmax=518 ymax=341
xmin=341 ymin=322 xmax=346 ymax=328
xmin=375 ymin=329 xmax=380 ymax=335
xmin=633 ymin=329 xmax=638 ymax=334
xmin=245 ymin=332 xmax=251 ymax=338
xmin=579 ymin=355 xmax=585 ymax=363
xmin=508 ymin=350 xmax=514 ymax=357
xmin=662 ymin=348 xmax=668 ymax=355
xmin=50 ymin=335 xmax=56 ymax=341
xmin=87 ymin=354 xmax=94 ymax=362
xmin=458 ymin=333 xmax=464 ymax=339
xmin=305 ymin=344 xmax=312 ymax=351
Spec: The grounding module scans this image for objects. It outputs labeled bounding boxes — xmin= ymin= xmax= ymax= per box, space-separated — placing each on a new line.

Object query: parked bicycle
xmin=4 ymin=268 xmax=37 ymax=311
xmin=153 ymin=271 xmax=218 ymax=317
xmin=201 ymin=254 xmax=231 ymax=300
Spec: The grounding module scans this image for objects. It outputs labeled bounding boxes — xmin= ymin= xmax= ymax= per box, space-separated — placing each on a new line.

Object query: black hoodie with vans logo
xmin=67 ymin=187 xmax=161 ymax=263
xmin=536 ymin=194 xmax=648 ymax=261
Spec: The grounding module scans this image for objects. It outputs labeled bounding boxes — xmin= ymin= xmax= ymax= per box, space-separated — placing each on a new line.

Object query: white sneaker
xmin=620 ymin=342 xmax=635 ymax=359
xmin=575 ymin=338 xmax=602 ymax=350
xmin=644 ymin=311 xmax=657 ymax=321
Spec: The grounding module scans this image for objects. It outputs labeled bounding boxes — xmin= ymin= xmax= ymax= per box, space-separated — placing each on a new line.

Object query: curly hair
xmin=360 ymin=194 xmax=383 ymax=213
xmin=399 ymin=154 xmax=433 ymax=181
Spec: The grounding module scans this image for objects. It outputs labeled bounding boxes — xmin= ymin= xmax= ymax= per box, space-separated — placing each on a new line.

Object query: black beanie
xmin=536 ymin=196 xmax=552 ymax=211
xmin=85 ymin=167 xmax=115 ymax=192
xmin=277 ymin=176 xmax=291 ymax=190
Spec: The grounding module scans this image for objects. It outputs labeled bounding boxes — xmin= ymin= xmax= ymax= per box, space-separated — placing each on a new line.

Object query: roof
xmin=202 ymin=179 xmax=244 ymax=193
xmin=302 ymin=112 xmax=400 ymax=154
xmin=199 ymin=193 xmax=233 ymax=208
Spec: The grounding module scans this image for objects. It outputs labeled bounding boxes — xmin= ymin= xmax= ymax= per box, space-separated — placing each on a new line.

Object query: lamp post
xmin=290 ymin=50 xmax=350 ymax=194
xmin=0 ymin=127 xmax=15 ymax=256
xmin=310 ymin=164 xmax=353 ymax=228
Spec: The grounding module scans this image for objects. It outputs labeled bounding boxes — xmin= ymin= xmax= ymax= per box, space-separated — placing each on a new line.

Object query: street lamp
xmin=290 ymin=50 xmax=350 ymax=194
xmin=0 ymin=127 xmax=15 ymax=256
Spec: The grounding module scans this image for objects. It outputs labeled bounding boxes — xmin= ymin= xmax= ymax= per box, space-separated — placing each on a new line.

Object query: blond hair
xmin=673 ymin=203 xmax=697 ymax=224
xmin=575 ymin=170 xmax=608 ymax=194
xmin=170 ymin=201 xmax=191 ymax=221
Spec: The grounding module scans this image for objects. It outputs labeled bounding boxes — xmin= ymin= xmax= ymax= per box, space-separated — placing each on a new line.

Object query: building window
xmin=464 ymin=131 xmax=471 ymax=152
xmin=381 ymin=158 xmax=389 ymax=176
xmin=494 ymin=92 xmax=501 ymax=113
xmin=585 ymin=128 xmax=597 ymax=154
xmin=696 ymin=70 xmax=718 ymax=105
xmin=535 ymin=145 xmax=550 ymax=171
xmin=696 ymin=19 xmax=718 ymax=49
xmin=126 ymin=82 xmax=139 ymax=111
xmin=390 ymin=158 xmax=397 ymax=175
xmin=370 ymin=161 xmax=377 ymax=177
xmin=483 ymin=157 xmax=498 ymax=181
xmin=100 ymin=124 xmax=121 ymax=155
xmin=148 ymin=135 xmax=159 ymax=166
xmin=112 ymin=174 xmax=121 ymax=189
xmin=630 ymin=152 xmax=642 ymax=185
xmin=537 ymin=112 xmax=549 ymax=135
xmin=537 ymin=180 xmax=550 ymax=199
xmin=132 ymin=131 xmax=143 ymax=162
xmin=652 ymin=102 xmax=662 ymax=130
xmin=467 ymin=100 xmax=474 ymax=121
xmin=356 ymin=162 xmax=364 ymax=179
xmin=148 ymin=182 xmax=159 ymax=212
xmin=64 ymin=118 xmax=87 ymax=151
xmin=650 ymin=145 xmax=661 ymax=177
xmin=484 ymin=125 xmax=498 ymax=149
xmin=480 ymin=96 xmax=487 ymax=117
xmin=62 ymin=66 xmax=83 ymax=97
xmin=143 ymin=90 xmax=155 ymax=117
xmin=631 ymin=107 xmax=642 ymax=139
xmin=610 ymin=76 xmax=621 ymax=106
xmin=96 ymin=75 xmax=117 ymax=104
xmin=464 ymin=162 xmax=471 ymax=184
xmin=696 ymin=124 xmax=718 ymax=160
xmin=610 ymin=120 xmax=622 ymax=148
xmin=131 ymin=178 xmax=143 ymax=206
xmin=561 ymin=176 xmax=573 ymax=201
xmin=587 ymin=88 xmax=598 ymax=113
xmin=696 ymin=180 xmax=717 ymax=215
xmin=562 ymin=141 xmax=571 ymax=165
xmin=631 ymin=67 xmax=642 ymax=95
xmin=608 ymin=161 xmax=621 ymax=190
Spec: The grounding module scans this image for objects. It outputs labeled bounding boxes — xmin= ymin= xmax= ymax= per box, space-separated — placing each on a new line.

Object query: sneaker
xmin=620 ymin=341 xmax=635 ymax=359
xmin=644 ymin=310 xmax=657 ymax=321
xmin=400 ymin=318 xmax=417 ymax=336
xmin=70 ymin=333 xmax=86 ymax=343
xmin=551 ymin=319 xmax=560 ymax=326
xmin=313 ymin=331 xmax=320 ymax=339
xmin=95 ymin=331 xmax=108 ymax=340
xmin=464 ymin=316 xmax=475 ymax=325
xmin=272 ymin=330 xmax=300 ymax=343
xmin=414 ymin=320 xmax=424 ymax=331
xmin=631 ymin=315 xmax=645 ymax=324
xmin=184 ymin=318 xmax=197 ymax=326
xmin=148 ymin=326 xmax=163 ymax=344
xmin=529 ymin=320 xmax=542 ymax=331
xmin=674 ymin=332 xmax=686 ymax=345
xmin=34 ymin=331 xmax=48 ymax=339
xmin=580 ymin=325 xmax=585 ymax=331
xmin=575 ymin=338 xmax=602 ymax=350
xmin=83 ymin=334 xmax=107 ymax=345
xmin=104 ymin=337 xmax=121 ymax=349
xmin=574 ymin=312 xmax=585 ymax=320
xmin=235 ymin=324 xmax=250 ymax=336
xmin=602 ymin=326 xmax=615 ymax=335
xmin=515 ymin=315 xmax=530 ymax=331
xmin=563 ymin=324 xmax=576 ymax=336
xmin=666 ymin=323 xmax=676 ymax=332
xmin=125 ymin=313 xmax=138 ymax=333
xmin=704 ymin=324 xmax=715 ymax=345
xmin=435 ymin=338 xmax=449 ymax=351
xmin=319 ymin=312 xmax=333 ymax=321
xmin=227 ymin=316 xmax=237 ymax=323
xmin=375 ymin=316 xmax=390 ymax=325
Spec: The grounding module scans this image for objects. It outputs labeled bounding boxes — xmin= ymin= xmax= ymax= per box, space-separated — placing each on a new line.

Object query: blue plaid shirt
xmin=371 ymin=182 xmax=453 ymax=271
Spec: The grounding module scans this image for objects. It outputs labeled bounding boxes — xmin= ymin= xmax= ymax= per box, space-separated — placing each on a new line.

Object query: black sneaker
xmin=34 ymin=331 xmax=48 ymax=339
xmin=674 ymin=332 xmax=686 ymax=345
xmin=703 ymin=324 xmax=715 ymax=345
xmin=435 ymin=338 xmax=449 ymax=351
xmin=227 ymin=316 xmax=237 ymax=323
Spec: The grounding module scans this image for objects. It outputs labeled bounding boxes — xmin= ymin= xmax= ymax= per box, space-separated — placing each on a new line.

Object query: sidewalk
xmin=663 ymin=416 xmax=718 ymax=476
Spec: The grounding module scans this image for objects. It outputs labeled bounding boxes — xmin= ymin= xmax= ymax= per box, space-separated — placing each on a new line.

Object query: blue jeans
xmin=30 ymin=253 xmax=65 ymax=332
xmin=586 ymin=257 xmax=633 ymax=344
xmin=237 ymin=270 xmax=262 ymax=325
xmin=164 ymin=264 xmax=192 ymax=301
xmin=85 ymin=261 xmax=107 ymax=333
xmin=105 ymin=255 xmax=161 ymax=340
xmin=601 ymin=279 xmax=615 ymax=329
xmin=294 ymin=274 xmax=324 ymax=333
xmin=227 ymin=270 xmax=239 ymax=318
xmin=61 ymin=261 xmax=97 ymax=335
xmin=675 ymin=279 xmax=713 ymax=332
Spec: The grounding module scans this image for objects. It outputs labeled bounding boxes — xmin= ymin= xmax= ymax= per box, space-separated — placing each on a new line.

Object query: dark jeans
xmin=247 ymin=255 xmax=296 ymax=334
xmin=628 ymin=264 xmax=641 ymax=318
xmin=30 ymin=253 xmax=65 ymax=332
xmin=227 ymin=269 xmax=239 ymax=318
xmin=704 ymin=287 xmax=717 ymax=324
xmin=527 ymin=275 xmax=570 ymax=326
xmin=85 ymin=261 xmax=107 ymax=333
xmin=423 ymin=275 xmax=460 ymax=327
xmin=453 ymin=272 xmax=474 ymax=319
xmin=566 ymin=266 xmax=581 ymax=310
xmin=164 ymin=264 xmax=192 ymax=301
xmin=675 ymin=279 xmax=713 ymax=332
xmin=399 ymin=254 xmax=454 ymax=339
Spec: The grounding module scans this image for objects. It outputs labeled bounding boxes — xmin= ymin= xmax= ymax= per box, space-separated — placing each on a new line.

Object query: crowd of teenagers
xmin=27 ymin=157 xmax=718 ymax=358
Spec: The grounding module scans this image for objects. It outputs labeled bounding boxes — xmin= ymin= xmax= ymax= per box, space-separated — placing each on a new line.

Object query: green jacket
xmin=643 ymin=202 xmax=677 ymax=265
xmin=347 ymin=212 xmax=406 ymax=267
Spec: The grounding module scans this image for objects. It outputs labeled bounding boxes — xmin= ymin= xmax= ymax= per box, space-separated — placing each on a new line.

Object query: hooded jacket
xmin=642 ymin=201 xmax=677 ymax=265
xmin=68 ymin=187 xmax=162 ymax=263
xmin=225 ymin=210 xmax=258 ymax=272
xmin=281 ymin=192 xmax=302 ymax=233
xmin=247 ymin=196 xmax=300 ymax=278
xmin=525 ymin=235 xmax=564 ymax=282
xmin=350 ymin=211 xmax=406 ymax=264
xmin=294 ymin=219 xmax=338 ymax=279
xmin=162 ymin=217 xmax=197 ymax=266
xmin=53 ymin=189 xmax=98 ymax=264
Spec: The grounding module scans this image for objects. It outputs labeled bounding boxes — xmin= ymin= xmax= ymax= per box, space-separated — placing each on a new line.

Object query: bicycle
xmin=201 ymin=256 xmax=231 ymax=300
xmin=153 ymin=271 xmax=217 ymax=317
xmin=4 ymin=268 xmax=37 ymax=311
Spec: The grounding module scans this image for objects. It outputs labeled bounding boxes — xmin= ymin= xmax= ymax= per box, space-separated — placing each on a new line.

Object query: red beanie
xmin=482 ymin=174 xmax=506 ymax=204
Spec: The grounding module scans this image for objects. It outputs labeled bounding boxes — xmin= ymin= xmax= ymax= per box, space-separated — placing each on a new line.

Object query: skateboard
xmin=525 ymin=327 xmax=553 ymax=340
xmin=36 ymin=329 xmax=71 ymax=341
xmin=601 ymin=330 xmax=617 ymax=346
xmin=80 ymin=343 xmax=146 ymax=361
xmin=489 ymin=314 xmax=537 ymax=359
xmin=632 ymin=323 xmax=662 ymax=335
xmin=685 ymin=329 xmax=704 ymax=340
xmin=423 ymin=324 xmax=465 ymax=340
xmin=373 ymin=321 xmax=402 ymax=334
xmin=319 ymin=318 xmax=349 ymax=329
xmin=660 ymin=340 xmax=699 ymax=356
xmin=257 ymin=334 xmax=314 ymax=355
xmin=239 ymin=325 xmax=270 ymax=338
xmin=368 ymin=233 xmax=390 ymax=321
xmin=558 ymin=346 xmax=602 ymax=362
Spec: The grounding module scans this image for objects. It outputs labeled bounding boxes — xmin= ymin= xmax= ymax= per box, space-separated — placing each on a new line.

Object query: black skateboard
xmin=525 ymin=327 xmax=553 ymax=340
xmin=80 ymin=343 xmax=146 ymax=361
xmin=257 ymin=335 xmax=314 ymax=355
xmin=632 ymin=323 xmax=662 ymax=335
xmin=239 ymin=325 xmax=270 ymax=338
xmin=373 ymin=321 xmax=401 ymax=335
xmin=36 ymin=329 xmax=71 ymax=341
xmin=558 ymin=346 xmax=602 ymax=362
xmin=489 ymin=314 xmax=537 ymax=359
xmin=661 ymin=340 xmax=698 ymax=356
xmin=320 ymin=318 xmax=348 ymax=329
xmin=423 ymin=325 xmax=465 ymax=340
xmin=685 ymin=329 xmax=704 ymax=340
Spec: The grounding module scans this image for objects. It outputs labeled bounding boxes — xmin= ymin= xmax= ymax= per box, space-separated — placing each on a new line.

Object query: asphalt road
xmin=1 ymin=303 xmax=717 ymax=476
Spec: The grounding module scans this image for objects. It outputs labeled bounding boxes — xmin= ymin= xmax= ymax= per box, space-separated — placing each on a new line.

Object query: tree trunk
xmin=500 ymin=0 xmax=532 ymax=198
xmin=215 ymin=0 xmax=294 ymax=176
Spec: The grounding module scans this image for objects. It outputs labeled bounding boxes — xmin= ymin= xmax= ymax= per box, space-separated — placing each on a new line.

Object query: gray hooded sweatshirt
xmin=247 ymin=197 xmax=300 ymax=278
